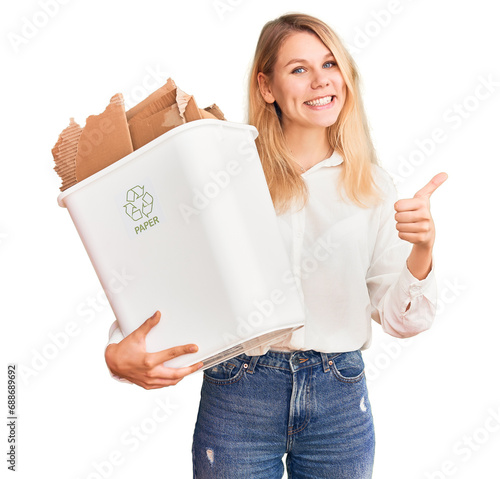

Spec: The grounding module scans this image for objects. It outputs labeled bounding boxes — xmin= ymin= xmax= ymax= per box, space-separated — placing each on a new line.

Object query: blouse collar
xmin=301 ymin=150 xmax=344 ymax=176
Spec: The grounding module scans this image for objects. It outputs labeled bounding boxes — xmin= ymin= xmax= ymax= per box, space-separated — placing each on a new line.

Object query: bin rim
xmin=57 ymin=119 xmax=259 ymax=208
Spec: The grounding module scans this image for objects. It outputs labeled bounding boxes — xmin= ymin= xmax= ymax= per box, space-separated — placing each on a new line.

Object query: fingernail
xmin=189 ymin=345 xmax=198 ymax=353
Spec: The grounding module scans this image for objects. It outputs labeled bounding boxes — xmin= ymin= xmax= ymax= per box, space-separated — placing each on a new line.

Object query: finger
xmin=135 ymin=311 xmax=161 ymax=338
xmin=395 ymin=221 xmax=430 ymax=233
xmin=145 ymin=361 xmax=204 ymax=384
xmin=394 ymin=197 xmax=426 ymax=213
xmin=160 ymin=362 xmax=204 ymax=380
xmin=395 ymin=210 xmax=427 ymax=223
xmin=147 ymin=343 xmax=200 ymax=366
xmin=142 ymin=367 xmax=203 ymax=389
xmin=397 ymin=231 xmax=428 ymax=243
xmin=414 ymin=172 xmax=448 ymax=198
xmin=140 ymin=377 xmax=184 ymax=389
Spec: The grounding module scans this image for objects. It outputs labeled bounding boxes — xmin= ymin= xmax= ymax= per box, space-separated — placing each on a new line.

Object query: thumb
xmin=135 ymin=310 xmax=161 ymax=338
xmin=414 ymin=172 xmax=448 ymax=198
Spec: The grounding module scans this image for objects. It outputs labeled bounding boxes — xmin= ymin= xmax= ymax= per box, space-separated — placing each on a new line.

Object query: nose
xmin=310 ymin=67 xmax=330 ymax=89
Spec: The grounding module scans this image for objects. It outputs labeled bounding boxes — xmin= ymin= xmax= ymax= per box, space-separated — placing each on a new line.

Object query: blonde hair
xmin=248 ymin=13 xmax=381 ymax=214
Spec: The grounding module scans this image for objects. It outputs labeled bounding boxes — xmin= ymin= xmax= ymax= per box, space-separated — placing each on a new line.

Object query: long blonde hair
xmin=248 ymin=13 xmax=381 ymax=214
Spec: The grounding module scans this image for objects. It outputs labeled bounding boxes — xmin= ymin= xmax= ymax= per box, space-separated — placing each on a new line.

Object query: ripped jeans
xmin=192 ymin=349 xmax=375 ymax=478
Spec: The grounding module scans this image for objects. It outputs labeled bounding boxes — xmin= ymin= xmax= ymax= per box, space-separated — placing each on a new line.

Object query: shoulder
xmin=366 ymin=164 xmax=400 ymax=211
xmin=371 ymin=164 xmax=396 ymax=191
xmin=370 ymin=164 xmax=399 ymax=202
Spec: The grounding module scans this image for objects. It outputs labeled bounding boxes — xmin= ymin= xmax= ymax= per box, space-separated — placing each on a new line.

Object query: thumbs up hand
xmin=394 ymin=172 xmax=448 ymax=249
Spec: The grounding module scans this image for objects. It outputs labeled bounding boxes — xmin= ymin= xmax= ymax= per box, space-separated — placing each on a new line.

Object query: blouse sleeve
xmin=108 ymin=319 xmax=126 ymax=345
xmin=365 ymin=171 xmax=438 ymax=338
xmin=105 ymin=320 xmax=133 ymax=384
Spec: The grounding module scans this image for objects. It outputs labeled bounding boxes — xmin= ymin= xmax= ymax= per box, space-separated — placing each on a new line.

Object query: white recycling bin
xmin=57 ymin=119 xmax=305 ymax=369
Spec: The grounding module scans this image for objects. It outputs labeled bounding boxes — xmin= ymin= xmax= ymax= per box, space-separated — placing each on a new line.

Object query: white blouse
xmin=246 ymin=151 xmax=437 ymax=354
xmin=107 ymin=151 xmax=437 ymax=359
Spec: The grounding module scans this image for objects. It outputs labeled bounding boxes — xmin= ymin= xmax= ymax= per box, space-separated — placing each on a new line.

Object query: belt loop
xmin=320 ymin=352 xmax=330 ymax=373
xmin=246 ymin=354 xmax=259 ymax=374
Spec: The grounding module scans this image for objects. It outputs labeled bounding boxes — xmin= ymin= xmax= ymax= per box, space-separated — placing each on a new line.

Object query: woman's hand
xmin=394 ymin=172 xmax=448 ymax=280
xmin=394 ymin=172 xmax=447 ymax=248
xmin=105 ymin=311 xmax=203 ymax=389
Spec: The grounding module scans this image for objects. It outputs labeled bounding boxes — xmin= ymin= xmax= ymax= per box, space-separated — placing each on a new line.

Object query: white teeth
xmin=305 ymin=96 xmax=333 ymax=106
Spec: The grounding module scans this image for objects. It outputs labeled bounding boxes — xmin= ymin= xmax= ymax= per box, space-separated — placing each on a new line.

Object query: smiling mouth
xmin=304 ymin=96 xmax=335 ymax=107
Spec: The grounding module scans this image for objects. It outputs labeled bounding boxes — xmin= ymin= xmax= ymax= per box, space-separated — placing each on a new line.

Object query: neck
xmin=282 ymin=123 xmax=331 ymax=171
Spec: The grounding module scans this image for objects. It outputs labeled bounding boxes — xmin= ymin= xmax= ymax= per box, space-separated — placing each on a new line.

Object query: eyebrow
xmin=284 ymin=52 xmax=335 ymax=68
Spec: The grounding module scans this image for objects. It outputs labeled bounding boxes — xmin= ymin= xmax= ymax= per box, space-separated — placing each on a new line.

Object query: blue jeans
xmin=192 ymin=349 xmax=375 ymax=478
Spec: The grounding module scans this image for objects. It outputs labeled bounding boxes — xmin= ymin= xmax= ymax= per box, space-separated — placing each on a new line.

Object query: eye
xmin=323 ymin=61 xmax=337 ymax=69
xmin=292 ymin=67 xmax=306 ymax=74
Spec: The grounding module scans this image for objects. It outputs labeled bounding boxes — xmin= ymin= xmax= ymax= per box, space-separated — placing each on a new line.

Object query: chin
xmin=312 ymin=115 xmax=341 ymax=129
xmin=303 ymin=109 xmax=341 ymax=128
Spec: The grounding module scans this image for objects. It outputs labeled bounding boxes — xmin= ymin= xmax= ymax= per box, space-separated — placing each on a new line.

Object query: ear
xmin=257 ymin=72 xmax=276 ymax=104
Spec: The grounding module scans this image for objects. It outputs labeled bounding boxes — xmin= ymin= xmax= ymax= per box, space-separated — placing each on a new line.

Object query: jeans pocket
xmin=330 ymin=350 xmax=365 ymax=383
xmin=203 ymin=356 xmax=247 ymax=385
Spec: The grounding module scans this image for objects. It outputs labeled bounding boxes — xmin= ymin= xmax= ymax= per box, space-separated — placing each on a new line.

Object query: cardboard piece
xmin=203 ymin=104 xmax=226 ymax=121
xmin=126 ymin=77 xmax=176 ymax=122
xmin=128 ymin=87 xmax=183 ymax=150
xmin=52 ymin=77 xmax=227 ymax=191
xmin=75 ymin=93 xmax=133 ymax=182
xmin=175 ymin=87 xmax=203 ymax=122
xmin=199 ymin=109 xmax=218 ymax=119
xmin=183 ymin=96 xmax=203 ymax=122
xmin=128 ymin=81 xmax=205 ymax=150
xmin=52 ymin=118 xmax=82 ymax=191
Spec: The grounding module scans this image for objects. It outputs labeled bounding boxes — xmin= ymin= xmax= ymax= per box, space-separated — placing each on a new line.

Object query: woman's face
xmin=258 ymin=31 xmax=347 ymax=132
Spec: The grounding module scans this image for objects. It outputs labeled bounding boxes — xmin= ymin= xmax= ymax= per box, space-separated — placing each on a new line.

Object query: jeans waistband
xmin=240 ymin=349 xmax=344 ymax=374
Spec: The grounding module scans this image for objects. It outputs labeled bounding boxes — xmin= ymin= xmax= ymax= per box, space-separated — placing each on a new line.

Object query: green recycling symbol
xmin=124 ymin=185 xmax=154 ymax=221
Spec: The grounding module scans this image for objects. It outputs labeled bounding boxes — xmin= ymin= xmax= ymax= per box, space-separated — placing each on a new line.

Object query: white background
xmin=1 ymin=0 xmax=499 ymax=478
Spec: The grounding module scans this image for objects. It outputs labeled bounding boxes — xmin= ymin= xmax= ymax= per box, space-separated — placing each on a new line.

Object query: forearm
xmin=406 ymin=244 xmax=433 ymax=281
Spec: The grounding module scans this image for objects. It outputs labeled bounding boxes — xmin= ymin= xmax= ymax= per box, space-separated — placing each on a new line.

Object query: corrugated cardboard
xmin=203 ymin=104 xmax=226 ymax=121
xmin=199 ymin=109 xmax=218 ymax=119
xmin=126 ymin=77 xmax=176 ymax=121
xmin=128 ymin=87 xmax=177 ymax=123
xmin=183 ymin=96 xmax=203 ymax=122
xmin=52 ymin=77 xmax=227 ymax=191
xmin=75 ymin=93 xmax=133 ymax=182
xmin=128 ymin=81 xmax=207 ymax=149
xmin=128 ymin=87 xmax=183 ymax=150
xmin=52 ymin=118 xmax=82 ymax=191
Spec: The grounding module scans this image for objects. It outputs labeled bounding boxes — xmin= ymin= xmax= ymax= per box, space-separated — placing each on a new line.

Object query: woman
xmin=106 ymin=13 xmax=446 ymax=478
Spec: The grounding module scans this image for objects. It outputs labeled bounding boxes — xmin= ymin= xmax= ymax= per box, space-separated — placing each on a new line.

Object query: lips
xmin=304 ymin=95 xmax=335 ymax=107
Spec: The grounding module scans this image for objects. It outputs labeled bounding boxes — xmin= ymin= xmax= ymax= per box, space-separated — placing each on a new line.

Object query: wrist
xmin=407 ymin=244 xmax=433 ymax=280
xmin=412 ymin=241 xmax=433 ymax=254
